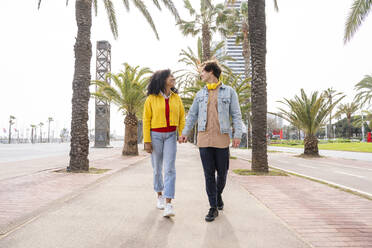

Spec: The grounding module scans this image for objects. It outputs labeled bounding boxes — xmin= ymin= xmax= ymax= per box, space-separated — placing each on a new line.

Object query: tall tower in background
xmin=94 ymin=41 xmax=111 ymax=148
xmin=224 ymin=0 xmax=245 ymax=77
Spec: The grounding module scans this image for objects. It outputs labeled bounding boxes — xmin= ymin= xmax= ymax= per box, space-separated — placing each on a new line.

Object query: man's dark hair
xmin=203 ymin=61 xmax=222 ymax=79
xmin=147 ymin=69 xmax=178 ymax=96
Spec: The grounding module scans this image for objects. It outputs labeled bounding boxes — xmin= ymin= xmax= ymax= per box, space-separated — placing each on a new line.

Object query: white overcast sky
xmin=1 ymin=0 xmax=372 ymax=137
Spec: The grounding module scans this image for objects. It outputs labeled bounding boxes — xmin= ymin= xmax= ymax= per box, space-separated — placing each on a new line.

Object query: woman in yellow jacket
xmin=143 ymin=69 xmax=185 ymax=217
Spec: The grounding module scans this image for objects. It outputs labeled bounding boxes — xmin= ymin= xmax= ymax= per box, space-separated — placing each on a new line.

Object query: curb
xmin=235 ymin=156 xmax=372 ymax=200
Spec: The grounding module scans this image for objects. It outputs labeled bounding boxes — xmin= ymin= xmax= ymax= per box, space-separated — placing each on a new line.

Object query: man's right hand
xmin=178 ymin=135 xmax=188 ymax=143
xmin=144 ymin=142 xmax=152 ymax=153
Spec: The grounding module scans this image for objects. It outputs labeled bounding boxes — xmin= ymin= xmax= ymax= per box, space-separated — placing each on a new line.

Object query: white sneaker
xmin=163 ymin=203 xmax=175 ymax=217
xmin=157 ymin=195 xmax=165 ymax=210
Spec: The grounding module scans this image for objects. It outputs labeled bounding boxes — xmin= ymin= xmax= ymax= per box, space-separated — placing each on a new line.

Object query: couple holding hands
xmin=143 ymin=61 xmax=242 ymax=222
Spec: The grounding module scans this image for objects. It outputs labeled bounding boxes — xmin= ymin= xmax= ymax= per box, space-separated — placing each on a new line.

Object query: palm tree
xmin=39 ymin=122 xmax=44 ymax=143
xmin=353 ymin=110 xmax=372 ymax=130
xmin=247 ymin=0 xmax=268 ymax=171
xmin=322 ymin=88 xmax=344 ymax=138
xmin=276 ymin=89 xmax=344 ymax=156
xmin=38 ymin=0 xmax=180 ymax=172
xmin=354 ymin=74 xmax=372 ymax=108
xmin=178 ymin=0 xmax=234 ymax=62
xmin=334 ymin=102 xmax=359 ymax=138
xmin=8 ymin=115 xmax=16 ymax=144
xmin=177 ymin=38 xmax=234 ymax=97
xmin=30 ymin=124 xmax=36 ymax=144
xmin=344 ymin=0 xmax=372 ymax=43
xmin=92 ymin=63 xmax=151 ymax=155
xmin=47 ymin=117 xmax=54 ymax=143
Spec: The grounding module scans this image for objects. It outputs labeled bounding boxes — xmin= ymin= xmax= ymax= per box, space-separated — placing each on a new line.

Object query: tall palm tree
xmin=322 ymin=88 xmax=344 ymax=138
xmin=276 ymin=89 xmax=344 ymax=156
xmin=354 ymin=74 xmax=372 ymax=108
xmin=226 ymin=0 xmax=278 ymax=150
xmin=30 ymin=124 xmax=36 ymax=144
xmin=178 ymin=0 xmax=234 ymax=62
xmin=344 ymin=0 xmax=372 ymax=43
xmin=334 ymin=102 xmax=359 ymax=138
xmin=38 ymin=0 xmax=180 ymax=172
xmin=177 ymin=38 xmax=234 ymax=95
xmin=8 ymin=115 xmax=16 ymax=144
xmin=39 ymin=122 xmax=44 ymax=143
xmin=92 ymin=63 xmax=151 ymax=155
xmin=248 ymin=0 xmax=268 ymax=171
xmin=47 ymin=117 xmax=54 ymax=143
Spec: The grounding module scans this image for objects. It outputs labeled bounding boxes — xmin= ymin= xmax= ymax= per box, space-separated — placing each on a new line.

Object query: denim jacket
xmin=182 ymin=83 xmax=242 ymax=139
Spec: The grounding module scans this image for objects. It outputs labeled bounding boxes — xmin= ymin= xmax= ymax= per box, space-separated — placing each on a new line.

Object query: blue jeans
xmin=150 ymin=131 xmax=177 ymax=199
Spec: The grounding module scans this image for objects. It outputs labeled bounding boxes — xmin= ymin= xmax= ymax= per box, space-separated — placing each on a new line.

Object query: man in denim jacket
xmin=179 ymin=61 xmax=242 ymax=222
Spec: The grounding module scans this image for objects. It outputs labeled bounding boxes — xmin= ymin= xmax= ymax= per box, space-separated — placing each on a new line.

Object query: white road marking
xmin=334 ymin=171 xmax=366 ymax=179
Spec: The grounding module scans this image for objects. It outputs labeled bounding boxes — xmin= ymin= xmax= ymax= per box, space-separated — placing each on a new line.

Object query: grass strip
xmin=54 ymin=167 xmax=111 ymax=174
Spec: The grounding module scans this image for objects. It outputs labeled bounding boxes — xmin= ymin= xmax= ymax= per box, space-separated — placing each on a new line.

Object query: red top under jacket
xmin=151 ymin=98 xmax=177 ymax=133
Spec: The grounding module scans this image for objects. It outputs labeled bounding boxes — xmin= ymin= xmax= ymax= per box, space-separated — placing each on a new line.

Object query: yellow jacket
xmin=143 ymin=92 xmax=185 ymax=143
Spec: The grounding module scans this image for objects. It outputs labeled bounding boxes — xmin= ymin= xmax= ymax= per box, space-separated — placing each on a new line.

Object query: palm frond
xmin=152 ymin=0 xmax=161 ymax=10
xmin=122 ymin=0 xmax=130 ymax=11
xmin=354 ymin=74 xmax=372 ymax=107
xmin=344 ymin=0 xmax=372 ymax=43
xmin=160 ymin=0 xmax=180 ymax=21
xmin=132 ymin=0 xmax=159 ymax=39
xmin=103 ymin=0 xmax=119 ymax=39
xmin=183 ymin=0 xmax=195 ymax=16
xmin=38 ymin=0 xmax=42 ymax=9
xmin=93 ymin=0 xmax=98 ymax=16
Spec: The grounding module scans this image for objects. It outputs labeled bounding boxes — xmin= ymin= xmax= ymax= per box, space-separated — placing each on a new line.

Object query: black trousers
xmin=199 ymin=147 xmax=229 ymax=208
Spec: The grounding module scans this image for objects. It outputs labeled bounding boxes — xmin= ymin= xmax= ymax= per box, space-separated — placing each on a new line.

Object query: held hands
xmin=144 ymin=142 xmax=152 ymax=153
xmin=178 ymin=135 xmax=188 ymax=144
xmin=232 ymin=138 xmax=241 ymax=148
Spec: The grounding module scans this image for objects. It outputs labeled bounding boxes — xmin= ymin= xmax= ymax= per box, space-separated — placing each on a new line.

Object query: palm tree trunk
xmin=347 ymin=116 xmax=352 ymax=139
xmin=202 ymin=23 xmax=211 ymax=62
xmin=68 ymin=0 xmax=92 ymax=172
xmin=248 ymin=0 xmax=268 ymax=172
xmin=304 ymin=134 xmax=319 ymax=156
xmin=31 ymin=128 xmax=34 ymax=144
xmin=48 ymin=121 xmax=50 ymax=143
xmin=123 ymin=113 xmax=139 ymax=155
xmin=329 ymin=99 xmax=332 ymax=139
xmin=8 ymin=122 xmax=12 ymax=144
xmin=242 ymin=25 xmax=252 ymax=149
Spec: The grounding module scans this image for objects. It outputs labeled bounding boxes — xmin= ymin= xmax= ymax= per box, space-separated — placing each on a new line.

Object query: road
xmin=0 ymin=141 xmax=124 ymax=163
xmin=231 ymin=148 xmax=372 ymax=197
xmin=268 ymin=146 xmax=372 ymax=162
xmin=0 ymin=141 xmax=125 ymax=181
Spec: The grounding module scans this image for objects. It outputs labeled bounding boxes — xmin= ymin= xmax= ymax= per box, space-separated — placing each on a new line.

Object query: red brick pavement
xmin=0 ymin=148 xmax=148 ymax=235
xmin=229 ymin=158 xmax=372 ymax=248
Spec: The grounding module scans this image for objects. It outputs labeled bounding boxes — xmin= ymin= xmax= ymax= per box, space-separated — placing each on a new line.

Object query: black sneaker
xmin=217 ymin=194 xmax=224 ymax=210
xmin=205 ymin=207 xmax=218 ymax=222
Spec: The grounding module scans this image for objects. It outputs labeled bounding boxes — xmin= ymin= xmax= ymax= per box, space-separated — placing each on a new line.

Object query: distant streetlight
xmin=8 ymin=115 xmax=16 ymax=144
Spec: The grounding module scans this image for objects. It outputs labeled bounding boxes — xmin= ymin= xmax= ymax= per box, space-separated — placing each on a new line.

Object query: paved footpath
xmin=0 ymin=144 xmax=308 ymax=248
xmin=229 ymin=150 xmax=372 ymax=248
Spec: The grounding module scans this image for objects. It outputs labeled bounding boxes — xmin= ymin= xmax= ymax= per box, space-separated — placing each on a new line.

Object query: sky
xmin=1 ymin=0 xmax=372 ymax=138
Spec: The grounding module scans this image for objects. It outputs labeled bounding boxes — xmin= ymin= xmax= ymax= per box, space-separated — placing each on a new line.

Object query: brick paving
xmin=0 ymin=147 xmax=148 ymax=235
xmin=229 ymin=158 xmax=372 ymax=248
